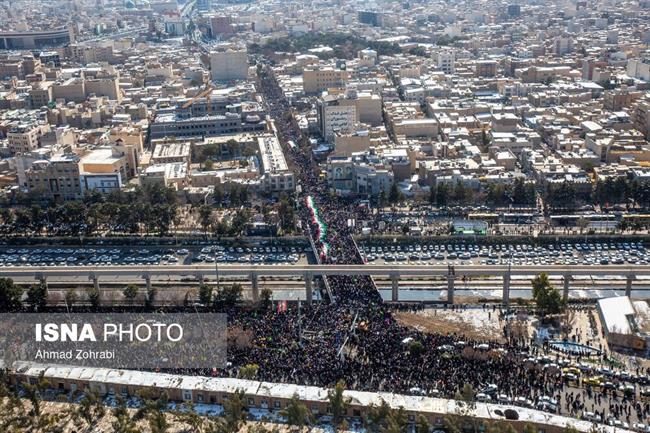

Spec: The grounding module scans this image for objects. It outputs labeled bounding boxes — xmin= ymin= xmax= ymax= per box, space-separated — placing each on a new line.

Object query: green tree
xmin=86 ymin=286 xmax=101 ymax=309
xmin=445 ymin=383 xmax=477 ymax=433
xmin=382 ymin=408 xmax=408 ymax=433
xmin=415 ymin=415 xmax=431 ymax=433
xmin=328 ymin=379 xmax=350 ymax=430
xmin=388 ymin=183 xmax=402 ymax=204
xmin=0 ymin=277 xmax=23 ymax=311
xmin=408 ymin=340 xmax=425 ymax=357
xmin=123 ymin=284 xmax=139 ymax=305
xmin=223 ymin=390 xmax=247 ymax=433
xmin=531 ymin=273 xmax=565 ymax=315
xmin=260 ymin=287 xmax=273 ymax=310
xmin=278 ymin=195 xmax=295 ymax=233
xmin=26 ymin=283 xmax=48 ymax=311
xmin=522 ymin=424 xmax=537 ymax=433
xmin=364 ymin=400 xmax=391 ymax=433
xmin=280 ymin=393 xmax=312 ymax=429
xmin=64 ymin=288 xmax=78 ymax=308
xmin=199 ymin=205 xmax=213 ymax=234
xmin=174 ymin=402 xmax=204 ymax=433
xmin=112 ymin=395 xmax=138 ymax=433
xmin=77 ymin=391 xmax=106 ymax=427
xmin=238 ymin=363 xmax=259 ymax=380
xmin=436 ymin=184 xmax=449 ymax=207
xmin=148 ymin=409 xmax=168 ymax=433
xmin=216 ymin=283 xmax=243 ymax=306
xmin=199 ymin=284 xmax=213 ymax=305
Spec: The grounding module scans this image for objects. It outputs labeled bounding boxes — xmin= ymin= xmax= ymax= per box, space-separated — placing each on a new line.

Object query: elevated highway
xmin=4 ymin=264 xmax=650 ymax=304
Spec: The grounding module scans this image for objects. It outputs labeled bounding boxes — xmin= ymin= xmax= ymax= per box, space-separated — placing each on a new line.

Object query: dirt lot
xmin=395 ymin=308 xmax=506 ymax=343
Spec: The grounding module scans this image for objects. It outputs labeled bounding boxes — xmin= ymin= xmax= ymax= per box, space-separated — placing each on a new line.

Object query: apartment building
xmin=79 ymin=147 xmax=130 ymax=193
xmin=317 ymin=95 xmax=357 ymax=142
xmin=7 ymin=123 xmax=48 ymax=154
xmin=25 ymin=153 xmax=81 ymax=202
xmin=303 ymin=67 xmax=349 ymax=94
xmin=209 ymin=46 xmax=249 ymax=81
xmin=257 ymin=135 xmax=294 ymax=192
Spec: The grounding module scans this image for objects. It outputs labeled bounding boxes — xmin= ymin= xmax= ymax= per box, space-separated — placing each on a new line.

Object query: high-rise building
xmin=318 ymin=95 xmax=357 ymax=142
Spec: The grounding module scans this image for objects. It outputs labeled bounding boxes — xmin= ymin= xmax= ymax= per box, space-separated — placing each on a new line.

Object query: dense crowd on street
xmin=206 ymin=66 xmax=650 ymax=427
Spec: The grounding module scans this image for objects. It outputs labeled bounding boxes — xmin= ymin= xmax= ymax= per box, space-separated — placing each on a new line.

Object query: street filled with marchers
xmin=205 ymin=66 xmax=650 ymax=429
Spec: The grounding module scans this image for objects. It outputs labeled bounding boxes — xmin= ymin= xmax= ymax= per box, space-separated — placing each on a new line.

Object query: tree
xmin=408 ymin=341 xmax=425 ymax=357
xmin=86 ymin=286 xmax=101 ymax=309
xmin=223 ymin=390 xmax=247 ymax=433
xmin=77 ymin=391 xmax=106 ymax=428
xmin=260 ymin=288 xmax=273 ymax=310
xmin=382 ymin=408 xmax=408 ymax=433
xmin=576 ymin=217 xmax=589 ymax=234
xmin=112 ymin=395 xmax=138 ymax=433
xmin=453 ymin=180 xmax=468 ymax=204
xmin=531 ymin=273 xmax=565 ymax=315
xmin=278 ymin=195 xmax=295 ymax=233
xmin=0 ymin=277 xmax=23 ymax=311
xmin=23 ymin=372 xmax=50 ymax=418
xmin=216 ymin=283 xmax=243 ymax=306
xmin=388 ymin=183 xmax=402 ymax=204
xmin=238 ymin=363 xmax=259 ymax=380
xmin=174 ymin=402 xmax=204 ymax=433
xmin=64 ymin=288 xmax=78 ymax=308
xmin=328 ymin=379 xmax=350 ymax=430
xmin=445 ymin=383 xmax=477 ymax=433
xmin=281 ymin=393 xmax=312 ymax=429
xmin=26 ymin=283 xmax=48 ymax=311
xmin=148 ymin=409 xmax=168 ymax=433
xmin=199 ymin=205 xmax=213 ymax=234
xmin=522 ymin=424 xmax=537 ymax=433
xmin=199 ymin=284 xmax=213 ymax=306
xmin=364 ymin=400 xmax=391 ymax=433
xmin=123 ymin=284 xmax=139 ymax=305
xmin=415 ymin=415 xmax=431 ymax=433
xmin=436 ymin=184 xmax=449 ymax=207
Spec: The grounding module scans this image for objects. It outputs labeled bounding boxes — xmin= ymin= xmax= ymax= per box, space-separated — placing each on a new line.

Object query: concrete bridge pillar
xmin=304 ymin=273 xmax=313 ymax=305
xmin=89 ymin=274 xmax=100 ymax=291
xmin=447 ymin=271 xmax=455 ymax=304
xmin=144 ymin=274 xmax=152 ymax=291
xmin=563 ymin=273 xmax=571 ymax=301
xmin=251 ymin=272 xmax=259 ymax=302
xmin=197 ymin=274 xmax=204 ymax=285
xmin=502 ymin=272 xmax=511 ymax=306
xmin=626 ymin=275 xmax=634 ymax=297
xmin=390 ymin=273 xmax=399 ymax=302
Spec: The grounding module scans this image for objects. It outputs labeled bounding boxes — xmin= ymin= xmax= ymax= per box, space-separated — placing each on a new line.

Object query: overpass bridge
xmin=4 ymin=264 xmax=650 ymax=305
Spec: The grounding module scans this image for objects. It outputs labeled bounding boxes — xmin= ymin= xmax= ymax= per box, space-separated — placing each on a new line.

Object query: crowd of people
xmin=203 ymin=64 xmax=650 ymax=426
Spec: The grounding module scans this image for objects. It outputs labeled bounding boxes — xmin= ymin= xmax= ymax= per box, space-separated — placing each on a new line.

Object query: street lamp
xmin=213 ymin=248 xmax=220 ymax=294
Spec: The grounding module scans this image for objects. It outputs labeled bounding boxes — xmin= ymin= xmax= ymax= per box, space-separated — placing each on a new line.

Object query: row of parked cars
xmin=0 ymin=244 xmax=311 ymax=267
xmin=362 ymin=242 xmax=648 ymax=265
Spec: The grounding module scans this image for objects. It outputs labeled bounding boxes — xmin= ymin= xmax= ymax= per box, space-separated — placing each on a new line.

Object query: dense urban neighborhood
xmin=2 ymin=0 xmax=650 ymax=432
